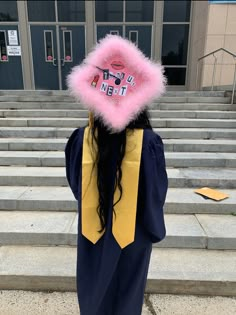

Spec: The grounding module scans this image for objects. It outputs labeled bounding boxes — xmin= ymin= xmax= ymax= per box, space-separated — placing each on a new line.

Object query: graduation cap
xmin=67 ymin=34 xmax=166 ymax=131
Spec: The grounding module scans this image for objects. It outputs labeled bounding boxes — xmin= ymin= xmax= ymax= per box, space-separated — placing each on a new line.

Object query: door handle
xmin=52 ymin=58 xmax=58 ymax=66
xmin=61 ymin=59 xmax=65 ymax=67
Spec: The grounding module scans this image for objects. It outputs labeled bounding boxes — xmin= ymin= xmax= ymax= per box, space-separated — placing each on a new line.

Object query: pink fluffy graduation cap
xmin=67 ymin=34 xmax=166 ymax=131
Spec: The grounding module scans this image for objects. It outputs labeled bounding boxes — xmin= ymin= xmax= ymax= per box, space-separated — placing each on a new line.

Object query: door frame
xmin=17 ymin=0 xmax=87 ymax=90
xmin=16 ymin=0 xmax=208 ymax=90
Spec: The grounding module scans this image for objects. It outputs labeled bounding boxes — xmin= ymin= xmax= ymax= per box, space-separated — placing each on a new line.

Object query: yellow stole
xmin=81 ymin=126 xmax=143 ymax=249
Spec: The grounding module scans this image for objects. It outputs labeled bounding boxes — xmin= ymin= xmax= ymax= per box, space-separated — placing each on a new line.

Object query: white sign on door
xmin=7 ymin=46 xmax=21 ymax=56
xmin=8 ymin=30 xmax=18 ymax=45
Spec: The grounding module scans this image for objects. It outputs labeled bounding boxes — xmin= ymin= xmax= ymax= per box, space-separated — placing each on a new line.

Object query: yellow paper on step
xmin=194 ymin=187 xmax=229 ymax=201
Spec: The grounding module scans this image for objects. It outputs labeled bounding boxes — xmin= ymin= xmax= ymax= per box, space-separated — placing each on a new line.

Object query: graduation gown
xmin=65 ymin=126 xmax=168 ymax=315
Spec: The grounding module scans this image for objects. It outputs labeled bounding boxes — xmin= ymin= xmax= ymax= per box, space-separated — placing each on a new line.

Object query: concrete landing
xmin=0 ymin=291 xmax=235 ymax=315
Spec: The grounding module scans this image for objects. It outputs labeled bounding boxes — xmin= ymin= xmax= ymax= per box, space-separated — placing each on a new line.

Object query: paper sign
xmin=194 ymin=187 xmax=229 ymax=201
xmin=7 ymin=46 xmax=21 ymax=56
xmin=8 ymin=30 xmax=18 ymax=45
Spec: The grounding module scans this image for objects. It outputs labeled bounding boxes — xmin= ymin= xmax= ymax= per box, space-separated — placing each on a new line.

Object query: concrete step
xmin=0 ymin=138 xmax=66 ymax=151
xmin=0 ymin=186 xmax=235 ymax=214
xmin=0 ymin=117 xmax=236 ymax=129
xmin=0 ymin=95 xmax=75 ymax=103
xmin=158 ymin=103 xmax=236 ymax=111
xmin=0 ymin=102 xmax=235 ymax=111
xmin=0 ymin=95 xmax=231 ymax=104
xmin=0 ymin=90 xmax=227 ymax=97
xmin=1 ymin=109 xmax=236 ymax=119
xmin=1 ymin=127 xmax=235 ymax=139
xmin=0 ymin=151 xmax=236 ymax=168
xmin=165 ymin=139 xmax=236 ymax=152
xmin=0 ymin=245 xmax=235 ymax=296
xmin=0 ymin=166 xmax=235 ymax=188
xmin=0 ymin=212 xmax=235 ymax=250
xmin=0 ymin=138 xmax=235 ymax=153
xmin=159 ymin=96 xmax=230 ymax=103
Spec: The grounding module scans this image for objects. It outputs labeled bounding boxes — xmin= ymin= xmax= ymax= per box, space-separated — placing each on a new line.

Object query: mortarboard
xmin=67 ymin=34 xmax=166 ymax=131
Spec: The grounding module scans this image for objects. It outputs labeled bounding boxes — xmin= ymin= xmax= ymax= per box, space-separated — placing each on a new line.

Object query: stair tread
xmin=0 ymin=186 xmax=235 ymax=213
xmin=0 ymin=138 xmax=235 ymax=144
xmin=0 ymin=165 xmax=235 ymax=176
xmin=0 ymin=211 xmax=235 ymax=249
xmin=0 ymin=245 xmax=235 ymax=282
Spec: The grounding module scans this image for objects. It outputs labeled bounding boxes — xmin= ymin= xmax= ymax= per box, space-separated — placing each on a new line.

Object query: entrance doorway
xmin=27 ymin=0 xmax=86 ymax=90
xmin=30 ymin=25 xmax=85 ymax=90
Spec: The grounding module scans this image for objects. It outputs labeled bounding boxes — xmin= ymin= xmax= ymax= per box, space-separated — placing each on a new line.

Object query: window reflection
xmin=0 ymin=1 xmax=18 ymax=21
xmin=162 ymin=25 xmax=189 ymax=66
xmin=164 ymin=68 xmax=186 ymax=85
xmin=27 ymin=1 xmax=55 ymax=22
xmin=95 ymin=0 xmax=123 ymax=22
xmin=97 ymin=26 xmax=123 ymax=41
xmin=164 ymin=0 xmax=191 ymax=22
xmin=44 ymin=31 xmax=54 ymax=62
xmin=125 ymin=1 xmax=154 ymax=22
xmin=63 ymin=31 xmax=72 ymax=62
xmin=0 ymin=31 xmax=8 ymax=61
xmin=125 ymin=26 xmax=152 ymax=58
xmin=58 ymin=0 xmax=85 ymax=22
xmin=129 ymin=31 xmax=138 ymax=45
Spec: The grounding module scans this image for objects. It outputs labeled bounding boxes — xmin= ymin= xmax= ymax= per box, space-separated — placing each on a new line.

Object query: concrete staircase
xmin=0 ymin=90 xmax=235 ymax=296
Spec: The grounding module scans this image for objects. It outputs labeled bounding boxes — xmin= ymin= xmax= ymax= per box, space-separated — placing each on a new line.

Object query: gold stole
xmin=82 ymin=127 xmax=143 ymax=249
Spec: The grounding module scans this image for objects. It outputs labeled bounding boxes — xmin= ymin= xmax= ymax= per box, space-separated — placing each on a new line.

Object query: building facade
xmin=0 ymin=0 xmax=235 ymax=91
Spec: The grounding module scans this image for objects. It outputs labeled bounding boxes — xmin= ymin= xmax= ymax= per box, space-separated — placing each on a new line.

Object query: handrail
xmin=196 ymin=48 xmax=236 ymax=104
xmin=198 ymin=48 xmax=236 ymax=62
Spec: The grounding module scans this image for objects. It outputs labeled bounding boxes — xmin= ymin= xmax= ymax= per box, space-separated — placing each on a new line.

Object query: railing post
xmin=196 ymin=61 xmax=199 ymax=90
xmin=231 ymin=61 xmax=236 ymax=105
xmin=212 ymin=54 xmax=217 ymax=91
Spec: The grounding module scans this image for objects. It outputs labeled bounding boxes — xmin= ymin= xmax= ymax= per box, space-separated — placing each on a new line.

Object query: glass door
xmin=0 ymin=0 xmax=23 ymax=89
xmin=27 ymin=0 xmax=86 ymax=90
xmin=30 ymin=26 xmax=59 ymax=90
xmin=95 ymin=0 xmax=154 ymax=58
xmin=59 ymin=26 xmax=85 ymax=90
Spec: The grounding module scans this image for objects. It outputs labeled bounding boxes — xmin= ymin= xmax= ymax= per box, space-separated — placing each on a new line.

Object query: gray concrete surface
xmin=1 ymin=150 xmax=236 ymax=168
xmin=1 ymin=117 xmax=236 ymax=128
xmin=1 ymin=126 xmax=236 ymax=139
xmin=0 ymin=102 xmax=234 ymax=111
xmin=1 ymin=246 xmax=236 ymax=295
xmin=1 ymin=165 xmax=236 ymax=188
xmin=0 ymin=291 xmax=235 ymax=315
xmin=2 ymin=109 xmax=236 ymax=119
xmin=1 ymin=211 xmax=236 ymax=249
xmin=1 ymin=138 xmax=236 ymax=153
xmin=0 ymin=186 xmax=235 ymax=215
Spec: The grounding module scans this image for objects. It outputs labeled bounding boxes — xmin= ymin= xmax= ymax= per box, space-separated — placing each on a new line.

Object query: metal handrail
xmin=196 ymin=48 xmax=236 ymax=104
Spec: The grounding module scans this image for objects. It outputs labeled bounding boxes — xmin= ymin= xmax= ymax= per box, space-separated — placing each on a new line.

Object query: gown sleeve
xmin=138 ymin=131 xmax=168 ymax=243
xmin=64 ymin=128 xmax=83 ymax=201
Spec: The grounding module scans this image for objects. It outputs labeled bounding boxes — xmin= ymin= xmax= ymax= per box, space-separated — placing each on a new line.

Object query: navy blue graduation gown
xmin=65 ymin=127 xmax=168 ymax=315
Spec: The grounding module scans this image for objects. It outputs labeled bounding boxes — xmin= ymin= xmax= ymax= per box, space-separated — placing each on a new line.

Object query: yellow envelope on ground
xmin=194 ymin=187 xmax=229 ymax=201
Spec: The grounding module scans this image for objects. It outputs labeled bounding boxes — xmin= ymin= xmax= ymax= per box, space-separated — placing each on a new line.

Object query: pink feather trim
xmin=67 ymin=34 xmax=166 ymax=131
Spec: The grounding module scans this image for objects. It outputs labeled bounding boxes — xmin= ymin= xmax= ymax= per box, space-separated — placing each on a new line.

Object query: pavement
xmin=0 ymin=291 xmax=235 ymax=315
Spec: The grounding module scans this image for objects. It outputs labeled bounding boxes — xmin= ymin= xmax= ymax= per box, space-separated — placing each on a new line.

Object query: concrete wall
xmin=201 ymin=3 xmax=236 ymax=89
xmin=187 ymin=1 xmax=209 ymax=90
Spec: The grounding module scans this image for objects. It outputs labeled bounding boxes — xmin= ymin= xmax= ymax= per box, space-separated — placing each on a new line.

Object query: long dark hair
xmin=90 ymin=110 xmax=152 ymax=232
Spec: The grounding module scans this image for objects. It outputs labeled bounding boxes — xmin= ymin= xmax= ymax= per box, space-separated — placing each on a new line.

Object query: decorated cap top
xmin=67 ymin=34 xmax=166 ymax=131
